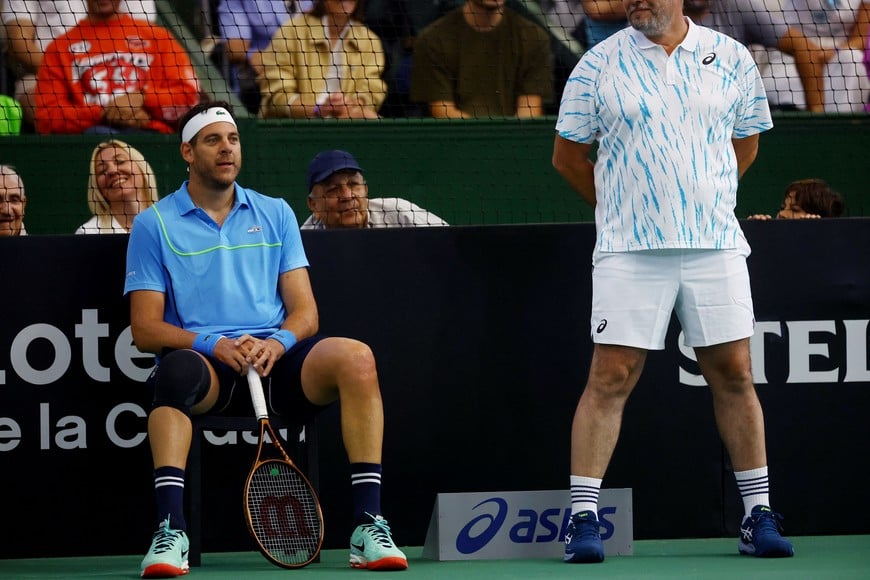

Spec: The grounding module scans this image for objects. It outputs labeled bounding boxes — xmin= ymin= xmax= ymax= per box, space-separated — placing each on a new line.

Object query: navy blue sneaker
xmin=564 ymin=510 xmax=604 ymax=563
xmin=738 ymin=505 xmax=795 ymax=557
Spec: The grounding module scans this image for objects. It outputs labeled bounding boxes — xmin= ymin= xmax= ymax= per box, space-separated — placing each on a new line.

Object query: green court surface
xmin=2 ymin=536 xmax=868 ymax=579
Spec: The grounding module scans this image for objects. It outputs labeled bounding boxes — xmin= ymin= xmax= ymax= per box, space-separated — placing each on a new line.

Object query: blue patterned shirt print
xmin=556 ymin=18 xmax=773 ymax=252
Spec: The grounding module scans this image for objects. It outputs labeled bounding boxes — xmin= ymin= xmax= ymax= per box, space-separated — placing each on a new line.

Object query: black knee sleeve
xmin=152 ymin=350 xmax=211 ymax=416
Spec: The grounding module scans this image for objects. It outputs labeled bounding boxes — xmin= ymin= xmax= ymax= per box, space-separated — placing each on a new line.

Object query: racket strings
xmin=247 ymin=461 xmax=321 ymax=565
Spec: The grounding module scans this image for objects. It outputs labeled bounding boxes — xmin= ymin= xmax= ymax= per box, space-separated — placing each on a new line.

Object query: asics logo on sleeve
xmin=596 ymin=320 xmax=608 ymax=333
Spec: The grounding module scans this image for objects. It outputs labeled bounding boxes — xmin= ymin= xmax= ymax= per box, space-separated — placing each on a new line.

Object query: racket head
xmin=244 ymin=457 xmax=324 ymax=568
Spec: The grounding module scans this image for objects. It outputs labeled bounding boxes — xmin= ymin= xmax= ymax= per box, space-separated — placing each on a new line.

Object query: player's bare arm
xmin=731 ymin=134 xmax=760 ymax=179
xmin=245 ymin=268 xmax=320 ymax=375
xmin=553 ymin=135 xmax=596 ymax=207
xmin=130 ymin=289 xmax=249 ymax=372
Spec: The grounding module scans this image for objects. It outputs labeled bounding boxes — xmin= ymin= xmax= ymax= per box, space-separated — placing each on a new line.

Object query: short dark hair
xmin=178 ymin=101 xmax=238 ymax=144
xmin=786 ymin=179 xmax=845 ymax=218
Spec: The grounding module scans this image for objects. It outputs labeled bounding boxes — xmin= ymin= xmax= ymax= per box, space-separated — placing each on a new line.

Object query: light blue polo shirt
xmin=124 ymin=181 xmax=309 ymax=339
xmin=556 ymin=18 xmax=773 ymax=253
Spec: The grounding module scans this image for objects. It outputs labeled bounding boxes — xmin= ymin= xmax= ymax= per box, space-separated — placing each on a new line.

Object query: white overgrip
xmin=247 ymin=366 xmax=269 ymax=420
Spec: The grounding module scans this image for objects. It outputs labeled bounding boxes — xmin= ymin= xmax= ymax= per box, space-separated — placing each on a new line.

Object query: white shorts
xmin=590 ymin=249 xmax=755 ymax=350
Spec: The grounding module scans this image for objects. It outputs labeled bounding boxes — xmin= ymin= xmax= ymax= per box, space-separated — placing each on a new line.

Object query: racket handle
xmin=247 ymin=366 xmax=269 ymax=420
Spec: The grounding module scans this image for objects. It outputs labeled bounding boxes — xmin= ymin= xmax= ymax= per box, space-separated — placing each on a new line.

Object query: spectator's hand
xmin=350 ymin=103 xmax=380 ymax=119
xmin=747 ymin=214 xmax=772 ymax=220
xmin=323 ymin=93 xmax=379 ymax=119
xmin=103 ymin=93 xmax=151 ymax=129
xmin=318 ymin=93 xmax=350 ymax=118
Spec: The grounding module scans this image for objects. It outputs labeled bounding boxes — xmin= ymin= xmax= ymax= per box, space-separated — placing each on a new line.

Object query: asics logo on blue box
xmin=455 ymin=497 xmax=618 ymax=555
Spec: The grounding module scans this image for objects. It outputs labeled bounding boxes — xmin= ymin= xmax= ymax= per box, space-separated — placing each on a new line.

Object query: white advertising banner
xmin=422 ymin=489 xmax=633 ymax=561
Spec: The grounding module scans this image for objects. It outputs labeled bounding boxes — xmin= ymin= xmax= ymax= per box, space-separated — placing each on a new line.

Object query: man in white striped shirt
xmin=553 ymin=0 xmax=794 ymax=563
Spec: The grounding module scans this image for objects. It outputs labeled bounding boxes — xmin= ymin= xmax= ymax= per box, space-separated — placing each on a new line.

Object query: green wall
xmin=1 ymin=116 xmax=866 ymax=235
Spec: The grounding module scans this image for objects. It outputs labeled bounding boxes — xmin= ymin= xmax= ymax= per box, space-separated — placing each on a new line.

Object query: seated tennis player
xmin=125 ymin=100 xmax=408 ymax=577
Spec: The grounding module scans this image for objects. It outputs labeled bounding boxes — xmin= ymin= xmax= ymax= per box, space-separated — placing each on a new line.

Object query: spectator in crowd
xmin=748 ymin=178 xmax=845 ymax=219
xmin=302 ymin=149 xmax=448 ymax=229
xmin=258 ymin=0 xmax=386 ymax=119
xmin=411 ymin=0 xmax=553 ymax=118
xmin=34 ymin=0 xmax=200 ymax=135
xmin=126 ymin=101 xmax=408 ymax=577
xmin=75 ymin=139 xmax=159 ymax=234
xmin=2 ymin=0 xmax=157 ymax=130
xmin=784 ymin=0 xmax=870 ymax=112
xmin=0 ymin=164 xmax=26 ymax=236
xmin=683 ymin=0 xmax=851 ymax=111
xmin=580 ymin=0 xmax=626 ymax=47
xmin=214 ymin=0 xmax=301 ymax=114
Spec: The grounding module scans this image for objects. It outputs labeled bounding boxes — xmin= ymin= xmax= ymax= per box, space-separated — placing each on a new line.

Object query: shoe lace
xmin=151 ymin=520 xmax=182 ymax=554
xmin=752 ymin=510 xmax=785 ymax=536
xmin=363 ymin=513 xmax=395 ymax=548
xmin=569 ymin=513 xmax=600 ymax=541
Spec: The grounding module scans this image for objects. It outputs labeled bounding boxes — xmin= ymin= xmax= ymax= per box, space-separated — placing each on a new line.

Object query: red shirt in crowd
xmin=35 ymin=14 xmax=200 ymax=134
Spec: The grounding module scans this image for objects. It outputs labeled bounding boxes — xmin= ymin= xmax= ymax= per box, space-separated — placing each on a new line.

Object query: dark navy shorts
xmin=149 ymin=334 xmax=331 ymax=424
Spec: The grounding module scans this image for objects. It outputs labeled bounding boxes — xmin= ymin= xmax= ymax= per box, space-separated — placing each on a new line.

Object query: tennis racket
xmin=243 ymin=366 xmax=324 ymax=568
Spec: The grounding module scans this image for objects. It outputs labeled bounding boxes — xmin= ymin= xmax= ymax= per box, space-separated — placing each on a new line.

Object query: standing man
xmin=125 ymin=101 xmax=408 ymax=577
xmin=0 ymin=165 xmax=27 ymax=236
xmin=411 ymin=0 xmax=553 ymax=118
xmin=552 ymin=0 xmax=794 ymax=564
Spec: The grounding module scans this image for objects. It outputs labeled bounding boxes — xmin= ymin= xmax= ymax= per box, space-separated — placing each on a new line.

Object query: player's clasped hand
xmin=235 ymin=334 xmax=286 ymax=376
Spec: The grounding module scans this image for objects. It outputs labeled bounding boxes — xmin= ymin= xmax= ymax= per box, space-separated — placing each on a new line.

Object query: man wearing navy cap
xmin=302 ymin=149 xmax=448 ymax=229
xmin=125 ymin=102 xmax=408 ymax=577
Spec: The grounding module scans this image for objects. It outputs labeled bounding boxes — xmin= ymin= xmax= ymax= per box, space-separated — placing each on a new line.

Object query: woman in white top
xmin=75 ymin=140 xmax=158 ymax=234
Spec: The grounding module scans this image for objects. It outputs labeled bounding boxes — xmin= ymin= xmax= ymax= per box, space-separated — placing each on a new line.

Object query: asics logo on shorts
xmin=596 ymin=320 xmax=608 ymax=333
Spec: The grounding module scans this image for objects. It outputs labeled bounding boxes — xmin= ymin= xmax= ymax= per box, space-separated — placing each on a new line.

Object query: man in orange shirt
xmin=34 ymin=0 xmax=200 ymax=135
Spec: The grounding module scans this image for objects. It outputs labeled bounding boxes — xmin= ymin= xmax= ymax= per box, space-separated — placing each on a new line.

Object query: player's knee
xmin=340 ymin=339 xmax=377 ymax=381
xmin=152 ymin=350 xmax=211 ymax=416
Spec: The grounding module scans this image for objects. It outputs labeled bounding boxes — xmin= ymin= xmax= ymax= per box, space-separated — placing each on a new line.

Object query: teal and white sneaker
xmin=140 ymin=517 xmax=190 ymax=578
xmin=349 ymin=513 xmax=408 ymax=571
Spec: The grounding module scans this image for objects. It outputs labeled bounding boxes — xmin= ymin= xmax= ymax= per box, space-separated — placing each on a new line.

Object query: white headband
xmin=181 ymin=107 xmax=237 ymax=143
